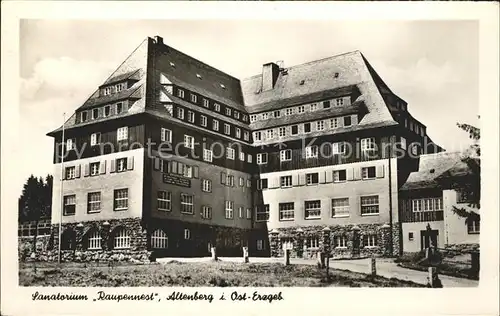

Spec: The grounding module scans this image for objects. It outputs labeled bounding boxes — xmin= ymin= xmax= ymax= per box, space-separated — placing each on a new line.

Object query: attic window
xmin=169 ymin=62 xmax=176 ymax=67
xmin=196 ymin=74 xmax=202 ymax=79
xmin=334 ymin=72 xmax=340 ymax=78
xmin=299 ymin=80 xmax=305 ymax=85
xmin=430 ymin=169 xmax=435 ymax=174
xmin=220 ymin=84 xmax=226 ymax=89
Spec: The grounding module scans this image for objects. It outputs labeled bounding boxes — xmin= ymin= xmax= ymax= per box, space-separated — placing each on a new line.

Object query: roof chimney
xmin=154 ymin=36 xmax=163 ymax=45
xmin=262 ymin=62 xmax=280 ymax=91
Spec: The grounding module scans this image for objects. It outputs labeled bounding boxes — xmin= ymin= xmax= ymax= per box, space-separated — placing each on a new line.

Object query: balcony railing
xmin=406 ymin=210 xmax=444 ymax=223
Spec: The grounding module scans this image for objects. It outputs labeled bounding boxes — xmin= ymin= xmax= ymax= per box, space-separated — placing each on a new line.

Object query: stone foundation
xmin=267 ymin=222 xmax=401 ymax=259
xmin=443 ymin=243 xmax=480 ymax=256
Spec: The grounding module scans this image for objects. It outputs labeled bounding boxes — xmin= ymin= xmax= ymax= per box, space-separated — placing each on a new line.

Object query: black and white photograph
xmin=1 ymin=2 xmax=499 ymax=316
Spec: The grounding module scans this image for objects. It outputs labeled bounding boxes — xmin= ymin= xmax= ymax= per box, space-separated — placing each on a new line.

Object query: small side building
xmin=399 ymin=151 xmax=480 ymax=254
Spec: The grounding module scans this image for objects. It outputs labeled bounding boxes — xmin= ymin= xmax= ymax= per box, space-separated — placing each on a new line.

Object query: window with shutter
xmin=221 ymin=172 xmax=226 ymax=184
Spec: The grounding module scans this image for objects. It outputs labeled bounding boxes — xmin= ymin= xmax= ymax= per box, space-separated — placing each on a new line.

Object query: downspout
xmin=387 ymin=139 xmax=394 ymax=257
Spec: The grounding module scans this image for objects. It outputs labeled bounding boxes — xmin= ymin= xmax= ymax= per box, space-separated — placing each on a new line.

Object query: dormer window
xmin=196 ymin=74 xmax=202 ymax=79
xmin=92 ymin=108 xmax=99 ymax=120
xmin=177 ymin=89 xmax=185 ymax=98
xmin=234 ymin=111 xmax=240 ymax=119
xmin=214 ymin=103 xmax=220 ymax=112
xmin=170 ymin=62 xmax=176 ymax=67
xmin=116 ymin=103 xmax=124 ymax=114
xmin=336 ymin=98 xmax=344 ymax=106
xmin=190 ymin=94 xmax=197 ymax=103
xmin=104 ymin=106 xmax=111 ymax=117
xmin=274 ymin=110 xmax=281 ymax=118
xmin=103 ymin=87 xmax=112 ymax=96
xmin=115 ymin=82 xmax=126 ymax=92
xmin=220 ymin=83 xmax=226 ymax=89
xmin=81 ymin=111 xmax=88 ymax=122
xmin=323 ymin=101 xmax=331 ymax=109
xmin=225 ymin=108 xmax=231 ymax=116
xmin=334 ymin=72 xmax=340 ymax=78
xmin=310 ymin=103 xmax=318 ymax=111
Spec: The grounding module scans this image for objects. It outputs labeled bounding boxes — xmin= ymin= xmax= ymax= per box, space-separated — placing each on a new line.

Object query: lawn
xmin=19 ymin=261 xmax=425 ymax=287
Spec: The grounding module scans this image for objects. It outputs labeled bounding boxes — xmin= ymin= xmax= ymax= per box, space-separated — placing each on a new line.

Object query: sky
xmin=19 ymin=19 xmax=479 ymax=189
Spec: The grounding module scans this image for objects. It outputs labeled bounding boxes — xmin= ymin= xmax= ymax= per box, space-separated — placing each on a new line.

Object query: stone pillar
xmin=75 ymin=223 xmax=84 ymax=251
xmin=101 ymin=221 xmax=111 ymax=251
xmin=211 ymin=247 xmax=218 ymax=261
xmin=370 ymin=257 xmax=377 ymax=276
xmin=322 ymin=227 xmax=331 ymax=268
xmin=242 ymin=246 xmax=249 ymax=263
xmin=284 ymin=249 xmax=290 ymax=266
xmin=381 ymin=223 xmax=391 ymax=257
xmin=316 ymin=251 xmax=325 ymax=268
xmin=295 ymin=228 xmax=304 ymax=258
xmin=269 ymin=229 xmax=280 ymax=258
xmin=427 ymin=267 xmax=442 ymax=288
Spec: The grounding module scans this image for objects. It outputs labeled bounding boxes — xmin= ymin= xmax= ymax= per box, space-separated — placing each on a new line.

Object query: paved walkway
xmin=157 ymin=256 xmax=478 ymax=287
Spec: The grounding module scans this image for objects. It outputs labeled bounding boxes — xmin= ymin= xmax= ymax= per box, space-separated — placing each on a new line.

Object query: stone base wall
xmin=268 ymin=222 xmax=400 ymax=259
xmin=443 ymin=243 xmax=480 ymax=256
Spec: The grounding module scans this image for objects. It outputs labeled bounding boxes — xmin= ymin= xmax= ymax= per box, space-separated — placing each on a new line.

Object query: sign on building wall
xmin=162 ymin=173 xmax=191 ymax=187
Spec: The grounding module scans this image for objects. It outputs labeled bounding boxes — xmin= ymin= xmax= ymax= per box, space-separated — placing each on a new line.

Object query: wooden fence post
xmin=243 ymin=246 xmax=249 ymax=263
xmin=284 ymin=249 xmax=290 ymax=266
xmin=211 ymin=247 xmax=217 ymax=261
xmin=370 ymin=257 xmax=377 ymax=276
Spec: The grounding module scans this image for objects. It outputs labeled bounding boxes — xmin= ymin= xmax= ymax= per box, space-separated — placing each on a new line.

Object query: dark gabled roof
xmin=245 ymin=85 xmax=359 ymax=114
xmin=152 ymin=39 xmax=245 ymax=109
xmin=400 ymin=152 xmax=467 ymax=191
xmin=78 ymin=84 xmax=142 ymax=110
xmin=100 ymin=69 xmax=141 ymax=87
xmin=250 ymin=100 xmax=366 ymax=130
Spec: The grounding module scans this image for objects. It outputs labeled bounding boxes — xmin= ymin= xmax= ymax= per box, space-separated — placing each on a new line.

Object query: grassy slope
xmin=20 ymin=261 xmax=425 ymax=287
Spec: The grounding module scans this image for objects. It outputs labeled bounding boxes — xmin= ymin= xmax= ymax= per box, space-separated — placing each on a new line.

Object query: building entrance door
xmin=420 ymin=229 xmax=439 ymax=250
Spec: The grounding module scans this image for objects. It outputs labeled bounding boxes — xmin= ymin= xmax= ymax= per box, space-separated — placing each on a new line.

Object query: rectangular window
xmin=117 ymin=126 xmax=128 ymax=141
xmin=336 ymin=98 xmax=344 ymax=106
xmin=364 ymin=235 xmax=377 ymax=247
xmin=235 ymin=128 xmax=241 ymax=138
xmin=266 ymin=129 xmax=274 ymax=139
xmin=246 ymin=179 xmax=252 ymax=188
xmin=467 ymin=219 xmax=480 ymax=234
xmin=280 ymin=149 xmax=292 ymax=162
xmin=104 ymin=106 xmax=111 ymax=117
xmin=257 ymin=179 xmax=268 ymax=190
xmin=330 ymin=117 xmax=340 ymax=129
xmin=279 ymin=127 xmax=286 ymax=137
xmin=335 ymin=235 xmax=347 ymax=248
xmin=250 ymin=115 xmax=257 ymax=122
xmin=297 ymin=106 xmax=305 ymax=114
xmin=202 ymin=206 xmax=212 ymax=219
xmin=332 ymin=198 xmax=349 ymax=217
xmin=304 ymin=122 xmax=311 ymax=133
xmin=66 ymin=138 xmax=75 ymax=151
xmin=286 ymin=108 xmax=294 ymax=116
xmin=257 ymin=240 xmax=265 ymax=251
xmin=305 ymin=145 xmax=318 ymax=159
xmin=310 ymin=103 xmax=318 ymax=111
xmin=291 ymin=125 xmax=298 ymax=135
xmin=361 ymin=137 xmax=376 ymax=151
xmin=246 ymin=208 xmax=252 ymax=219
xmin=190 ymin=93 xmax=197 ymax=103
xmin=332 ymin=142 xmax=346 ymax=155
xmin=90 ymin=162 xmax=100 ymax=176
xmin=254 ymin=132 xmax=262 ymax=141
xmin=226 ymin=175 xmax=235 ymax=187
xmin=457 ymin=189 xmax=474 ymax=204
xmin=203 ymin=149 xmax=213 ymax=162
xmin=238 ymin=207 xmax=244 ymax=218
xmin=187 ymin=111 xmax=195 ymax=123
xmin=274 ymin=110 xmax=281 ymax=118
xmin=361 ymin=166 xmax=376 ymax=179
xmin=63 ymin=195 xmax=76 ymax=215
xmin=161 ymin=128 xmax=172 ymax=143
xmin=200 ymin=115 xmax=207 ymax=127
xmin=184 ymin=135 xmax=195 ymax=149
xmin=203 ymin=98 xmax=210 ymax=108
xmin=305 ymin=200 xmax=321 ymax=219
xmin=239 ymin=177 xmax=244 ymax=187
xmin=116 ymin=102 xmax=124 ymax=114
xmin=180 ymin=193 xmax=194 ymax=214
xmin=157 ymin=191 xmax=172 ymax=211
xmin=103 ymin=87 xmax=112 ymax=96
xmin=243 ymin=131 xmax=249 ymax=141
xmin=226 ymin=147 xmax=235 ymax=160
xmin=361 ymin=195 xmax=379 ymax=215
xmin=316 ymin=121 xmax=325 ymax=131
xmin=214 ymin=103 xmax=220 ymax=112
xmin=333 ymin=170 xmax=347 ymax=182
xmin=224 ymin=124 xmax=231 ymax=135
xmin=65 ymin=166 xmax=76 ymax=179
xmin=343 ymin=116 xmax=352 ymax=127
xmin=239 ymin=152 xmax=245 ymax=161
xmin=81 ymin=111 xmax=88 ymax=122
xmin=114 ymin=189 xmax=128 ymax=211
xmin=90 ymin=133 xmax=101 ymax=146
xmin=184 ymin=229 xmax=191 ymax=240
xmin=257 ymin=153 xmax=268 ymax=165
xmin=400 ymin=137 xmax=407 ymax=149
xmin=202 ymin=179 xmax=212 ymax=192
xmin=225 ymin=201 xmax=234 ymax=219
xmin=177 ymin=107 xmax=184 ymax=119
xmin=116 ymin=158 xmax=127 ymax=172
xmin=280 ymin=175 xmax=292 ymax=188
xmin=279 ymin=202 xmax=294 ymax=221
xmin=323 ymin=100 xmax=331 ymax=109
xmin=92 ymin=108 xmax=99 ymax=120
xmin=306 ymin=173 xmax=319 ymax=185
xmin=225 ymin=108 xmax=232 ymax=116
xmin=177 ymin=89 xmax=185 ymax=98
xmin=306 ymin=237 xmax=320 ymax=249
xmin=183 ymin=165 xmax=192 ymax=178
xmin=213 ymin=119 xmax=219 ymax=131
xmin=411 ymin=198 xmax=443 ymax=212
xmin=256 ymin=205 xmax=270 ymax=222
xmin=262 ymin=113 xmax=269 ymax=120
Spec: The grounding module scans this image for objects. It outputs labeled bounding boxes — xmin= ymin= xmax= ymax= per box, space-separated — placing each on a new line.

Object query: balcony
xmin=406 ymin=210 xmax=444 ymax=223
